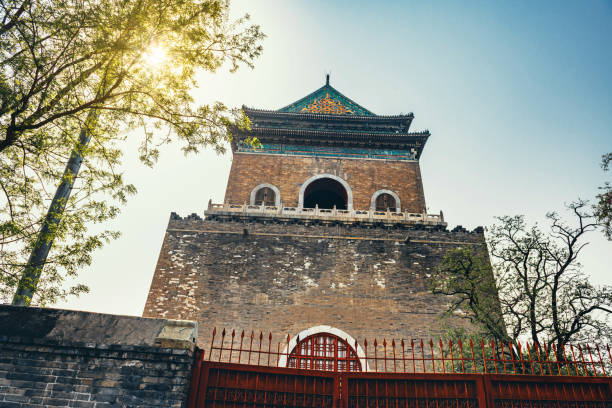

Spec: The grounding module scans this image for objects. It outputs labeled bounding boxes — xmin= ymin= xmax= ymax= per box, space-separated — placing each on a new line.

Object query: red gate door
xmin=287 ymin=332 xmax=362 ymax=372
xmin=188 ymin=350 xmax=612 ymax=408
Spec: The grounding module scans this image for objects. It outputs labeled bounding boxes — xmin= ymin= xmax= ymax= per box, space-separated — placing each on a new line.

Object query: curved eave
xmin=246 ymin=127 xmax=429 ymax=140
xmin=233 ymin=127 xmax=430 ymax=158
xmin=243 ymin=106 xmax=414 ymax=122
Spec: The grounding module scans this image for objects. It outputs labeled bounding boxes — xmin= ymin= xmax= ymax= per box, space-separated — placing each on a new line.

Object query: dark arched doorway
xmin=287 ymin=332 xmax=362 ymax=372
xmin=303 ymin=177 xmax=348 ymax=209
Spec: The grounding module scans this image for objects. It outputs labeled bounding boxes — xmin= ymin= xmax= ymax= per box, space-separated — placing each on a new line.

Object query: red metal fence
xmin=187 ymin=328 xmax=612 ymax=407
xmin=205 ymin=327 xmax=612 ymax=376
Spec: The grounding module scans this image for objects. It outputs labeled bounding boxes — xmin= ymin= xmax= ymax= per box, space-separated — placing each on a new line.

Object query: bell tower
xmin=144 ymin=78 xmax=486 ymax=351
xmin=223 ymin=77 xmax=431 ymax=217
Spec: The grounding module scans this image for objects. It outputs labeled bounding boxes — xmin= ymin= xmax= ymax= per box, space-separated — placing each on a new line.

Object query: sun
xmin=142 ymin=45 xmax=167 ymax=67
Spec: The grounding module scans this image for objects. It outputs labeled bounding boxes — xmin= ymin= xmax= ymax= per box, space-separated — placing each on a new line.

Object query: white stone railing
xmin=205 ymin=201 xmax=445 ymax=225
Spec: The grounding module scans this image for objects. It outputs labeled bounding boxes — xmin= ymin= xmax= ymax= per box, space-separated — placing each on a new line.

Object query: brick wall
xmin=0 ymin=306 xmax=197 ymax=407
xmin=223 ymin=153 xmax=426 ymax=213
xmin=144 ymin=216 xmax=486 ymax=352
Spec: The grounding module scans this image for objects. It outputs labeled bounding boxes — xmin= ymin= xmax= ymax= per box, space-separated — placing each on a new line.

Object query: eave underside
xmin=232 ymin=127 xmax=429 ymax=158
xmin=243 ymin=108 xmax=415 ymax=132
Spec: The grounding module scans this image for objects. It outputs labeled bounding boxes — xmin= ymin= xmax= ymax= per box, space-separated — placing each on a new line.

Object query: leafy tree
xmin=0 ymin=0 xmax=264 ymax=304
xmin=595 ymin=153 xmax=611 ymax=239
xmin=431 ymin=201 xmax=612 ymax=353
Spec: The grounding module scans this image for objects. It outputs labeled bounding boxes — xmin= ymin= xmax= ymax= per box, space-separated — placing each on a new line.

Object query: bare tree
xmin=429 ymin=245 xmax=508 ymax=342
xmin=432 ymin=201 xmax=612 ymax=353
xmin=595 ymin=153 xmax=611 ymax=239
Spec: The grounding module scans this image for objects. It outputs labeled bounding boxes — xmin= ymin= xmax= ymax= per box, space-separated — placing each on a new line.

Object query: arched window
xmin=287 ymin=333 xmax=362 ymax=372
xmin=375 ymin=193 xmax=397 ymax=212
xmin=371 ymin=189 xmax=401 ymax=212
xmin=250 ymin=183 xmax=280 ymax=206
xmin=254 ymin=186 xmax=276 ymax=206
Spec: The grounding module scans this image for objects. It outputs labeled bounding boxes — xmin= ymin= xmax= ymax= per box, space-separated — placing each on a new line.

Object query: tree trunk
xmin=12 ymin=128 xmax=91 ymax=306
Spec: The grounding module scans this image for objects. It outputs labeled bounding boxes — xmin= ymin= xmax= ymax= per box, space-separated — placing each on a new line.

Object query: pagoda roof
xmin=278 ymin=77 xmax=375 ymax=116
xmin=233 ymin=76 xmax=431 ymax=158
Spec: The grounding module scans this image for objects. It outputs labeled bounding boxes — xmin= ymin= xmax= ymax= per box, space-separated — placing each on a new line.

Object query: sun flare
xmin=142 ymin=45 xmax=167 ymax=67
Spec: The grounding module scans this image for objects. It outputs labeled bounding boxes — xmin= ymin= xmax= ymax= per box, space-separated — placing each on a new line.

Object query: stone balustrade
xmin=205 ymin=201 xmax=445 ymax=226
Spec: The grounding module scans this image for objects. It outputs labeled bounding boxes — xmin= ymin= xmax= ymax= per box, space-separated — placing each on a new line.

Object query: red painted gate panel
xmin=190 ymin=360 xmax=339 ymax=407
xmin=343 ymin=373 xmax=482 ymax=408
xmin=486 ymin=375 xmax=612 ymax=408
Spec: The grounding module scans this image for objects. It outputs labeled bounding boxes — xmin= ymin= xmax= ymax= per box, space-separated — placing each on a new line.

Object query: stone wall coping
xmin=0 ymin=304 xmax=198 ymax=350
xmin=0 ymin=334 xmax=193 ymax=357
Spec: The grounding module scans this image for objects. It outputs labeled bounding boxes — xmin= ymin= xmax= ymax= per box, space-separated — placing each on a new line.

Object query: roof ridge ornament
xmin=278 ymin=77 xmax=375 ymax=116
xmin=302 ymin=92 xmax=354 ymax=115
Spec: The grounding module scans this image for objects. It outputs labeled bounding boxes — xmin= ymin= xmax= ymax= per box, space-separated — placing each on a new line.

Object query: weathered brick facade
xmin=144 ymin=216 xmax=483 ymax=351
xmin=223 ymin=153 xmax=427 ymax=213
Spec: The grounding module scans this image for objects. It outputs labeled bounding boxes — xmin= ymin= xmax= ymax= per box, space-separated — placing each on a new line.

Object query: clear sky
xmin=55 ymin=1 xmax=612 ymax=315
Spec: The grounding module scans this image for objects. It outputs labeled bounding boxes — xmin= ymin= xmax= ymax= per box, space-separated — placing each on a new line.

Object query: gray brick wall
xmin=0 ymin=306 xmax=197 ymax=408
xmin=144 ymin=216 xmax=488 ymax=352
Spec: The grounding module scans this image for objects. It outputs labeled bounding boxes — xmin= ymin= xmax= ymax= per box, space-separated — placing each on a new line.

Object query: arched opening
xmin=371 ymin=189 xmax=401 ymax=212
xmin=254 ymin=187 xmax=276 ymax=206
xmin=375 ymin=193 xmax=397 ymax=212
xmin=287 ymin=332 xmax=362 ymax=372
xmin=250 ymin=183 xmax=281 ymax=206
xmin=303 ymin=178 xmax=347 ymax=209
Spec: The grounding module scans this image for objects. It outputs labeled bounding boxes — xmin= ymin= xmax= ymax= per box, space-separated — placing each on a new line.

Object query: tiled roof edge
xmin=243 ymin=106 xmax=414 ymax=120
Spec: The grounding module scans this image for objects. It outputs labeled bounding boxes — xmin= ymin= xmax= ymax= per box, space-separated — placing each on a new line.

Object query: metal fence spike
xmin=201 ymin=327 xmax=610 ymax=377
